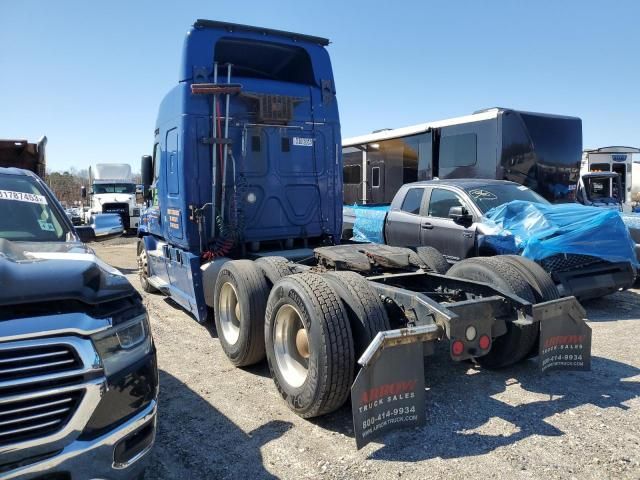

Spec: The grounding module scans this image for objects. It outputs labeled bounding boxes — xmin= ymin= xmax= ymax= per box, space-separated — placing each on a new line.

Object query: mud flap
xmin=533 ymin=297 xmax=592 ymax=372
xmin=350 ymin=325 xmax=439 ymax=449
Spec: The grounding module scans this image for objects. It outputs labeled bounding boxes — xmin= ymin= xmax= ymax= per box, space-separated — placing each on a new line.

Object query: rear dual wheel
xmin=214 ymin=260 xmax=270 ymax=367
xmin=265 ymin=273 xmax=355 ymax=418
xmin=214 ymin=262 xmax=392 ymax=418
xmin=446 ymin=256 xmax=542 ymax=369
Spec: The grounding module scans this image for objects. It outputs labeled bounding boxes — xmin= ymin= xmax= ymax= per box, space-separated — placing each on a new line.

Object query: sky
xmin=1 ymin=0 xmax=639 ymax=172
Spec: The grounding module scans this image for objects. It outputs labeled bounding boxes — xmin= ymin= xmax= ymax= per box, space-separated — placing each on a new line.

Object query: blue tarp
xmin=482 ymin=201 xmax=639 ymax=267
xmin=347 ymin=204 xmax=389 ymax=244
xmin=620 ymin=212 xmax=640 ymax=231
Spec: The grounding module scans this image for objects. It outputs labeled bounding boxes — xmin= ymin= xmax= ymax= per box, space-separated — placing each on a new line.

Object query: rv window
xmin=372 ymin=167 xmax=380 ymax=187
xmin=343 ymin=165 xmax=361 ymax=184
xmin=365 ymin=135 xmax=425 ymax=185
xmin=401 ymin=188 xmax=424 ymax=215
xmin=215 ymin=38 xmax=316 ymax=85
xmin=440 ymin=134 xmax=477 ymax=168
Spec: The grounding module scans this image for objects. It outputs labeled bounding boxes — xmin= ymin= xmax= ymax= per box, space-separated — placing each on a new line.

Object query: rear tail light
xmin=479 ymin=335 xmax=491 ymax=350
xmin=451 ymin=340 xmax=465 ymax=356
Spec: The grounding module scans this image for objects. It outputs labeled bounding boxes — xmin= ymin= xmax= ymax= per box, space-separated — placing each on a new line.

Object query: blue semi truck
xmin=137 ymin=20 xmax=592 ymax=425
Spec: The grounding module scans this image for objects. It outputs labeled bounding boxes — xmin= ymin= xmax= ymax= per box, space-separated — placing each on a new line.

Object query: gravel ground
xmin=93 ymin=238 xmax=640 ymax=480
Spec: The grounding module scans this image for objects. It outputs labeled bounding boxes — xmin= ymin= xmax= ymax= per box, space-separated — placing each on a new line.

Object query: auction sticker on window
xmin=0 ymin=190 xmax=47 ymax=204
xmin=539 ymin=312 xmax=592 ymax=373
xmin=351 ymin=343 xmax=425 ymax=449
xmin=468 ymin=188 xmax=498 ymax=200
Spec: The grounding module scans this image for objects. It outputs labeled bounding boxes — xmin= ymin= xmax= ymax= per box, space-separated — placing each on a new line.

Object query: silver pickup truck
xmin=344 ymin=179 xmax=638 ymax=300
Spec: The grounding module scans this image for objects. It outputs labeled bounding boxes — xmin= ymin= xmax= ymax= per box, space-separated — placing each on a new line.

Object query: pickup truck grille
xmin=102 ymin=202 xmax=130 ymax=227
xmin=0 ymin=344 xmax=80 ymax=383
xmin=0 ymin=391 xmax=83 ymax=447
xmin=0 ymin=337 xmax=102 ymax=455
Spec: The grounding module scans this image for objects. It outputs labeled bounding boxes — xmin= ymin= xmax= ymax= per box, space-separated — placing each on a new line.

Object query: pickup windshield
xmin=464 ymin=183 xmax=549 ymax=213
xmin=0 ymin=174 xmax=68 ymax=242
xmin=93 ymin=183 xmax=136 ymax=194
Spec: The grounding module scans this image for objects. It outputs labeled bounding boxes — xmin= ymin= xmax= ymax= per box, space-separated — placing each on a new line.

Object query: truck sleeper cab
xmin=139 ymin=20 xmax=341 ymax=322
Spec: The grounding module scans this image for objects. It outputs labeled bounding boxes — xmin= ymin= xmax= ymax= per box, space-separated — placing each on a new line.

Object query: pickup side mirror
xmin=449 ymin=206 xmax=473 ymax=224
xmin=75 ymin=213 xmax=124 ymax=243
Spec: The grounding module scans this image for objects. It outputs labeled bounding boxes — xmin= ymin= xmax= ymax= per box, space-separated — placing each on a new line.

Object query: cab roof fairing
xmin=178 ymin=20 xmax=335 ymax=87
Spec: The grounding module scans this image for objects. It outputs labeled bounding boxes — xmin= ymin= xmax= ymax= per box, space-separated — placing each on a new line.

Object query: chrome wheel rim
xmin=218 ymin=282 xmax=241 ymax=345
xmin=138 ymin=249 xmax=149 ymax=278
xmin=273 ymin=304 xmax=309 ymax=388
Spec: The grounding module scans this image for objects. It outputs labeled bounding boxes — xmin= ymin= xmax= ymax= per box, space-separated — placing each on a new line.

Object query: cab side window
xmin=400 ymin=188 xmax=424 ymax=215
xmin=428 ymin=189 xmax=465 ymax=218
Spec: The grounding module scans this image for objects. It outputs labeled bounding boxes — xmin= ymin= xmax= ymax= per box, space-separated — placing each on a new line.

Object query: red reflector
xmin=479 ymin=335 xmax=491 ymax=350
xmin=451 ymin=340 xmax=465 ymax=356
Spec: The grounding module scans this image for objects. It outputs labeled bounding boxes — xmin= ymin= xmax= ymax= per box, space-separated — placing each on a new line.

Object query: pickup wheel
xmin=265 ymin=273 xmax=354 ymax=418
xmin=214 ymin=260 xmax=269 ymax=367
xmin=446 ymin=257 xmax=538 ymax=369
xmin=415 ymin=246 xmax=450 ymax=274
xmin=255 ymin=256 xmax=294 ymax=286
xmin=323 ymin=271 xmax=391 ymax=361
xmin=137 ymin=241 xmax=156 ymax=293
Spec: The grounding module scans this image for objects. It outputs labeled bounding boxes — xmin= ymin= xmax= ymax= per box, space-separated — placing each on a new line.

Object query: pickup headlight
xmin=92 ymin=314 xmax=152 ymax=376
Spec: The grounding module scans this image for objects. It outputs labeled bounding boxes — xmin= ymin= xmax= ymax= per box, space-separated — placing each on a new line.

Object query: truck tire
xmin=137 ymin=241 xmax=156 ymax=293
xmin=446 ymin=256 xmax=538 ymax=369
xmin=415 ymin=246 xmax=450 ymax=274
xmin=255 ymin=256 xmax=294 ymax=286
xmin=323 ymin=271 xmax=391 ymax=361
xmin=214 ymin=260 xmax=270 ymax=367
xmin=499 ymin=255 xmax=561 ymax=359
xmin=500 ymin=255 xmax=561 ymax=302
xmin=265 ymin=273 xmax=354 ymax=418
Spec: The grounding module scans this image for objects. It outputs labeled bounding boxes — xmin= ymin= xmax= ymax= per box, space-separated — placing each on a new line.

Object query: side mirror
xmin=75 ymin=213 xmax=124 ymax=243
xmin=141 ymin=154 xmax=153 ymax=188
xmin=81 ymin=186 xmax=87 ymax=199
xmin=449 ymin=206 xmax=473 ymax=224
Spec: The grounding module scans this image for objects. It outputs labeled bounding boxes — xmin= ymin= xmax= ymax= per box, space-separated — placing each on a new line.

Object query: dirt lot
xmin=94 ymin=237 xmax=640 ymax=480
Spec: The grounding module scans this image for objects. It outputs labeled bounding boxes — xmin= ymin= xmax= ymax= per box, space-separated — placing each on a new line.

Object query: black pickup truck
xmin=0 ymin=167 xmax=158 ymax=479
xmin=346 ymin=179 xmax=637 ymax=299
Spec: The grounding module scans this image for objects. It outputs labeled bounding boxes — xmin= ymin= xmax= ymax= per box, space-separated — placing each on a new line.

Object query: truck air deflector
xmin=193 ymin=19 xmax=330 ymax=46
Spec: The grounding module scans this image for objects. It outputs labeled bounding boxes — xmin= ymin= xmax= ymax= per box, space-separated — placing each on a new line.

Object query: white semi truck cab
xmin=581 ymin=146 xmax=640 ymax=212
xmin=86 ymin=163 xmax=140 ymax=230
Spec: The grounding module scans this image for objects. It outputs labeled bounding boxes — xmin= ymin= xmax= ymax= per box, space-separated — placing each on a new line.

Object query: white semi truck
xmin=84 ymin=163 xmax=141 ymax=230
xmin=581 ymin=146 xmax=640 ymax=212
